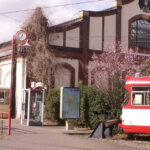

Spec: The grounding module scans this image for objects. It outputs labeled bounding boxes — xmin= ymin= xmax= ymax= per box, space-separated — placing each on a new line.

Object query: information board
xmin=60 ymin=87 xmax=80 ymax=119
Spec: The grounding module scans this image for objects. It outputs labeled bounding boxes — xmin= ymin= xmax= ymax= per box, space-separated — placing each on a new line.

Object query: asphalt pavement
xmin=0 ymin=120 xmax=149 ymax=150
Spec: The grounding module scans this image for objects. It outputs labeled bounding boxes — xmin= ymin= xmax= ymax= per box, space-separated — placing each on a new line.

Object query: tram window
xmin=132 ymin=87 xmax=150 ymax=91
xmin=132 ymin=87 xmax=150 ymax=106
xmin=132 ymin=93 xmax=144 ymax=105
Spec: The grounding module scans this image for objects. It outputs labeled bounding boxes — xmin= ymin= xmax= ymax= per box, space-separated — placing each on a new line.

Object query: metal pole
xmin=8 ymin=35 xmax=16 ymax=135
xmin=27 ymin=89 xmax=31 ymax=126
xmin=41 ymin=89 xmax=45 ymax=124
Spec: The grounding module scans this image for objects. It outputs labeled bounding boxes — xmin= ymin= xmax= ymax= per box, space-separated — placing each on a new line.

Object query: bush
xmin=44 ymin=82 xmax=122 ymax=129
xmin=74 ymin=82 xmax=111 ymax=129
xmin=44 ymin=89 xmax=60 ymax=121
xmin=87 ymin=89 xmax=110 ymax=129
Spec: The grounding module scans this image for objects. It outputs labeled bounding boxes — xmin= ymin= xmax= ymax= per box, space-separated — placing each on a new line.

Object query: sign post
xmin=8 ymin=30 xmax=30 ymax=135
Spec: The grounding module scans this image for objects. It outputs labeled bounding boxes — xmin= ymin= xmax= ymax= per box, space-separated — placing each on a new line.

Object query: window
xmin=132 ymin=93 xmax=144 ymax=105
xmin=132 ymin=87 xmax=150 ymax=106
xmin=0 ymin=90 xmax=9 ymax=104
xmin=130 ymin=19 xmax=150 ymax=51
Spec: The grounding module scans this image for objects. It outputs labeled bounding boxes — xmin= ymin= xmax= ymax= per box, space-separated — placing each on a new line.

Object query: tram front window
xmin=132 ymin=93 xmax=144 ymax=105
xmin=132 ymin=87 xmax=150 ymax=106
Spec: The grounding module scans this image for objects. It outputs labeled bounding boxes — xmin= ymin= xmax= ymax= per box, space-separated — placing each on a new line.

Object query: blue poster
xmin=60 ymin=87 xmax=80 ymax=119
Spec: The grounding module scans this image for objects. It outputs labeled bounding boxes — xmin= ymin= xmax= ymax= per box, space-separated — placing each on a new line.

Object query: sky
xmin=0 ymin=0 xmax=114 ymax=43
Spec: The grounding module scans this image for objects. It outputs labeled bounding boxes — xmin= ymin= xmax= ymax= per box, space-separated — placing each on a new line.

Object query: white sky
xmin=0 ymin=0 xmax=114 ymax=43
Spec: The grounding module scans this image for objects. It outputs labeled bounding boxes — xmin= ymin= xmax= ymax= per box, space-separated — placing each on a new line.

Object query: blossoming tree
xmin=88 ymin=44 xmax=148 ymax=118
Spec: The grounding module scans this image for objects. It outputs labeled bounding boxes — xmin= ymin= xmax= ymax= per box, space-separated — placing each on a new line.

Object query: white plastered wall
xmin=0 ymin=57 xmax=26 ymax=118
xmin=16 ymin=58 xmax=26 ymax=118
xmin=66 ymin=28 xmax=80 ymax=48
xmin=55 ymin=58 xmax=79 ymax=88
xmin=55 ymin=68 xmax=71 ymax=89
xmin=89 ymin=17 xmax=103 ymax=50
xmin=104 ymin=15 xmax=116 ymax=50
xmin=121 ymin=0 xmax=149 ymax=51
xmin=49 ymin=32 xmax=63 ymax=46
xmin=0 ymin=59 xmax=11 ymax=88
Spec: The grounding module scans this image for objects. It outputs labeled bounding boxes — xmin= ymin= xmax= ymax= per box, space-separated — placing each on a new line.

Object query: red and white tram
xmin=118 ymin=76 xmax=150 ymax=134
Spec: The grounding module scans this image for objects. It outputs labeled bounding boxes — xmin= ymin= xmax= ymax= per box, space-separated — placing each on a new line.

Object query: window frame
xmin=129 ymin=15 xmax=150 ymax=53
xmin=131 ymin=86 xmax=150 ymax=106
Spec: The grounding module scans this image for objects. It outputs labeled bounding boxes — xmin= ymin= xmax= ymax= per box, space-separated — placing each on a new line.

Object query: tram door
xmin=21 ymin=88 xmax=45 ymax=126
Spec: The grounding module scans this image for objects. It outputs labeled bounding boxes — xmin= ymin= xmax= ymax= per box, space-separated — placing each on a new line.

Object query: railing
xmin=0 ymin=112 xmax=9 ymax=135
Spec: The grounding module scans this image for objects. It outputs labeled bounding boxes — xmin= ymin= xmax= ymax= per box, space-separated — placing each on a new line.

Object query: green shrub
xmin=87 ymin=89 xmax=110 ymax=129
xmin=44 ymin=89 xmax=60 ymax=121
xmin=44 ymin=82 xmax=121 ymax=129
xmin=74 ymin=82 xmax=111 ymax=129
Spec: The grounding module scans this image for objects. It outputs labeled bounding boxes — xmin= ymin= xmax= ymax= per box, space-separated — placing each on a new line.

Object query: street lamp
xmin=8 ymin=30 xmax=30 ymax=135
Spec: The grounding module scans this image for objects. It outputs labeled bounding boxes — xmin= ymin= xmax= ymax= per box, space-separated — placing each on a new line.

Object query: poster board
xmin=60 ymin=87 xmax=80 ymax=119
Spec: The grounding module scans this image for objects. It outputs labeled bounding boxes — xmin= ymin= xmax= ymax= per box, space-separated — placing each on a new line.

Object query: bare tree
xmin=22 ymin=7 xmax=57 ymax=87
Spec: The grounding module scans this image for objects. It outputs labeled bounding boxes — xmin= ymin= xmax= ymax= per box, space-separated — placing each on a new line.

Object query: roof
xmin=49 ymin=6 xmax=119 ymax=29
xmin=102 ymin=7 xmax=117 ymax=11
xmin=0 ymin=41 xmax=11 ymax=58
xmin=0 ymin=50 xmax=11 ymax=58
xmin=49 ymin=17 xmax=83 ymax=29
xmin=0 ymin=41 xmax=11 ymax=49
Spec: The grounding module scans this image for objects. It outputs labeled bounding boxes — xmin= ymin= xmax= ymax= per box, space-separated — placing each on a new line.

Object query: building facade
xmin=0 ymin=41 xmax=26 ymax=118
xmin=0 ymin=0 xmax=149 ymax=118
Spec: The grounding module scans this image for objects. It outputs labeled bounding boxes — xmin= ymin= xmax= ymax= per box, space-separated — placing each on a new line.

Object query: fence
xmin=0 ymin=112 xmax=9 ymax=135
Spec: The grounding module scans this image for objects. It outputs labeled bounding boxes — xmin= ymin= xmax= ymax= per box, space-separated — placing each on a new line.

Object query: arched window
xmin=129 ymin=15 xmax=150 ymax=52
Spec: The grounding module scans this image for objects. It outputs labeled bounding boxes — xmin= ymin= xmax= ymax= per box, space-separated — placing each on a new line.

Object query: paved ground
xmin=0 ymin=120 xmax=150 ymax=150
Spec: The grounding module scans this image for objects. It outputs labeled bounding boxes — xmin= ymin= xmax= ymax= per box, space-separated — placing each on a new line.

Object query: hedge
xmin=74 ymin=82 xmax=111 ymax=129
xmin=44 ymin=82 xmax=121 ymax=129
xmin=44 ymin=89 xmax=60 ymax=121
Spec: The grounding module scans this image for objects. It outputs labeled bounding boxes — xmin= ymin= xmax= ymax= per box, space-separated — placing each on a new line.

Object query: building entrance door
xmin=21 ymin=88 xmax=45 ymax=126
